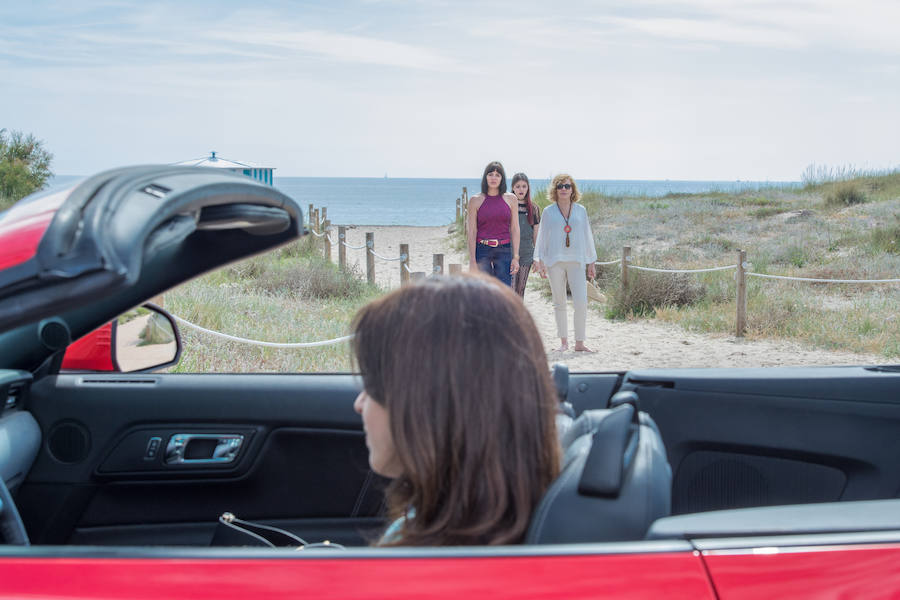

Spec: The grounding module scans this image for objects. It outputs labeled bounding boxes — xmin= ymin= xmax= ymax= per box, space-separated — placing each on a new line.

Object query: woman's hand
xmin=510 ymin=257 xmax=520 ymax=275
xmin=534 ymin=260 xmax=547 ymax=279
xmin=587 ymin=263 xmax=596 ymax=279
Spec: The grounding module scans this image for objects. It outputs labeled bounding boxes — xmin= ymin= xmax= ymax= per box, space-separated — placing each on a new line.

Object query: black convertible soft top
xmin=0 ymin=165 xmax=304 ymax=368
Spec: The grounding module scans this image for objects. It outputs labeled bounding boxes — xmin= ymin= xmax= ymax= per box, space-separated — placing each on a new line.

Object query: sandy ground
xmin=334 ymin=225 xmax=887 ymax=370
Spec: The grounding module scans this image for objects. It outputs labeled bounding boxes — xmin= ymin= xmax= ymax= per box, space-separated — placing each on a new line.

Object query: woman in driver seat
xmin=352 ymin=273 xmax=560 ymax=546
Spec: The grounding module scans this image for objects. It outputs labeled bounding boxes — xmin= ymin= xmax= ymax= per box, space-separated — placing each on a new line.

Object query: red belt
xmin=477 ymin=238 xmax=510 ymax=247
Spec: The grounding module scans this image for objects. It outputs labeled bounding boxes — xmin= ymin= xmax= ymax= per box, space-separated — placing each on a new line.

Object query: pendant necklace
xmin=559 ymin=202 xmax=572 ymax=247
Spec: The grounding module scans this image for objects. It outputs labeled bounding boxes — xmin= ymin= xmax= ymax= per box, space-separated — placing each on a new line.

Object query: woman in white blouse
xmin=533 ymin=174 xmax=597 ymax=352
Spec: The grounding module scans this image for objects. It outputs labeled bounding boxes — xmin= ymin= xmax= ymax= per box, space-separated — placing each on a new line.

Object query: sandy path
xmin=336 ymin=226 xmax=886 ymax=369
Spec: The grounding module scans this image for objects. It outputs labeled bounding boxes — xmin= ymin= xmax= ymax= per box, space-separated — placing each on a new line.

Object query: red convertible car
xmin=0 ymin=166 xmax=899 ymax=599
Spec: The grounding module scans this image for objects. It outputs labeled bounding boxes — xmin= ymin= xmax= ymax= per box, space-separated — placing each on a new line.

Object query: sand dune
xmin=335 ymin=225 xmax=885 ymax=369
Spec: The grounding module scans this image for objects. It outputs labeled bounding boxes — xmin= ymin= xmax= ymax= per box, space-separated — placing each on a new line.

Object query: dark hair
xmin=481 ymin=161 xmax=507 ymax=195
xmin=511 ymin=172 xmax=537 ymax=226
xmin=352 ymin=274 xmax=560 ymax=546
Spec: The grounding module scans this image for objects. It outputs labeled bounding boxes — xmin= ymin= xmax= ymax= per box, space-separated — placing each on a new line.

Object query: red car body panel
xmin=704 ymin=543 xmax=900 ymax=599
xmin=0 ymin=552 xmax=714 ymax=600
xmin=0 ymin=188 xmax=68 ymax=270
xmin=60 ymin=322 xmax=116 ymax=371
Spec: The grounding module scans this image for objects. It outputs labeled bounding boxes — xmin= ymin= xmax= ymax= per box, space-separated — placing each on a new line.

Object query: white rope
xmin=308 ymin=229 xmax=325 ymax=237
xmin=403 ymin=263 xmax=412 ymax=273
xmin=747 ymin=272 xmax=900 ymax=284
xmin=629 ymin=264 xmax=737 ymax=274
xmin=342 ymin=241 xmax=367 ymax=250
xmin=172 ymin=315 xmax=354 ymax=348
xmin=595 ymin=259 xmax=622 ymax=266
xmin=324 ymin=234 xmax=340 ymax=246
xmin=368 ymin=248 xmax=404 ymax=261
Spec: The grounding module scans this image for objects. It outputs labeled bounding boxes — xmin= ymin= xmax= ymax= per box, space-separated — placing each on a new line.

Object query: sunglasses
xmin=556 ymin=183 xmax=572 ymax=190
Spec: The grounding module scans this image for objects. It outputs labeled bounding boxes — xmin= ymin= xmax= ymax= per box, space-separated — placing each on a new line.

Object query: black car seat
xmin=551 ymin=363 xmax=576 ymax=444
xmin=526 ymin=393 xmax=672 ymax=544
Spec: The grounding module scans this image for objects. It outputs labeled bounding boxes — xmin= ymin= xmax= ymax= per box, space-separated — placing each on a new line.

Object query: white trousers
xmin=547 ymin=261 xmax=587 ymax=341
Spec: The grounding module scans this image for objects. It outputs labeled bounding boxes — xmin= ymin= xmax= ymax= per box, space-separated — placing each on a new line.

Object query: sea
xmin=48 ymin=175 xmax=798 ymax=227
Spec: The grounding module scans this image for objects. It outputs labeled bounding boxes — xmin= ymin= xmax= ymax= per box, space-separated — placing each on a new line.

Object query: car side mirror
xmin=61 ymin=304 xmax=183 ymax=373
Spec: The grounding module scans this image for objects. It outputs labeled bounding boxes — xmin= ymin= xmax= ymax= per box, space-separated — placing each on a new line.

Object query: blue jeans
xmin=476 ymin=243 xmax=512 ymax=286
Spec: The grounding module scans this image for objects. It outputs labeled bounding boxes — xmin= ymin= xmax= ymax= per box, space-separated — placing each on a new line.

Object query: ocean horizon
xmin=48 ymin=175 xmax=799 ymax=227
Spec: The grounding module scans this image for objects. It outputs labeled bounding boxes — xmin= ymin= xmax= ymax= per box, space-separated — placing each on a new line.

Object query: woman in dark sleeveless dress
xmin=466 ymin=161 xmax=520 ymax=285
xmin=510 ymin=172 xmax=540 ymax=297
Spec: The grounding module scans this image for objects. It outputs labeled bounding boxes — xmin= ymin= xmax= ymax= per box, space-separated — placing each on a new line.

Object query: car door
xmin=18 ymin=371 xmax=385 ymax=546
xmin=616 ymin=366 xmax=900 ymax=514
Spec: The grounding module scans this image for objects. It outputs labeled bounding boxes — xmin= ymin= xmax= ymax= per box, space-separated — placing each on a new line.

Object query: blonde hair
xmin=549 ymin=173 xmax=580 ymax=204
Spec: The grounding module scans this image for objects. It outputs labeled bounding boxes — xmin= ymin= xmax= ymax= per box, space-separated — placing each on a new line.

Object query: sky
xmin=1 ymin=0 xmax=898 ymax=180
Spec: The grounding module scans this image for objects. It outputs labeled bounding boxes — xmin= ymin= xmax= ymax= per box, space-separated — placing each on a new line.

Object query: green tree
xmin=0 ymin=128 xmax=54 ymax=210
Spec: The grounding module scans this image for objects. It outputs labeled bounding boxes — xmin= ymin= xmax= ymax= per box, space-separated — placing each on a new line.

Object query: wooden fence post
xmin=462 ymin=187 xmax=468 ymax=240
xmin=366 ymin=232 xmax=375 ymax=285
xmin=308 ymin=204 xmax=314 ymax=230
xmin=400 ymin=243 xmax=410 ymax=286
xmin=323 ymin=219 xmax=332 ymax=261
xmin=433 ymin=253 xmax=444 ymax=276
xmin=312 ymin=209 xmax=320 ymax=233
xmin=449 ymin=264 xmax=461 ymax=275
xmin=622 ymin=246 xmax=631 ymax=296
xmin=736 ymin=249 xmax=747 ymax=337
xmin=456 ymin=197 xmax=461 ymax=222
xmin=338 ymin=226 xmax=347 ymax=269
xmin=321 ymin=207 xmax=327 ymax=224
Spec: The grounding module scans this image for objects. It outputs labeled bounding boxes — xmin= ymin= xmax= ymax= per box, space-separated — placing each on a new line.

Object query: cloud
xmin=598 ymin=0 xmax=900 ymax=54
xmin=595 ymin=15 xmax=803 ymax=49
xmin=206 ymin=29 xmax=472 ymax=73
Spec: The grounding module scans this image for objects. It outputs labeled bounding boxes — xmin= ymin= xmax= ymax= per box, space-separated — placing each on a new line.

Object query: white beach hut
xmin=175 ymin=151 xmax=275 ymax=186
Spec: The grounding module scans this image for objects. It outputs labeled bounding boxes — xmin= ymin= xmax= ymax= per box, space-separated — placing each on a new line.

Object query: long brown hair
xmin=352 ymin=274 xmax=560 ymax=546
xmin=511 ymin=172 xmax=537 ymax=226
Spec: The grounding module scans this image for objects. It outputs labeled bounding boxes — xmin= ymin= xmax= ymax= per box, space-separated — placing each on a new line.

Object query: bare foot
xmin=556 ymin=344 xmax=569 ymax=352
xmin=574 ymin=343 xmax=596 ymax=353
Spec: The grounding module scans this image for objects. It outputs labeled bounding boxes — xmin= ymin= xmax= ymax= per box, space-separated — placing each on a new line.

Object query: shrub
xmin=868 ymin=222 xmax=900 ymax=254
xmin=0 ymin=129 xmax=53 ymax=204
xmin=752 ymin=206 xmax=784 ymax=218
xmin=825 ymin=182 xmax=867 ymax=207
xmin=254 ymin=256 xmax=369 ymax=299
xmin=138 ymin=313 xmax=175 ymax=345
xmin=606 ymin=271 xmax=705 ymax=319
xmin=780 ymin=245 xmax=808 ymax=268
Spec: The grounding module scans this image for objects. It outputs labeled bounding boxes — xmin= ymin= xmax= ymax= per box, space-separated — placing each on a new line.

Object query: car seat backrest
xmin=527 ymin=403 xmax=671 ymax=544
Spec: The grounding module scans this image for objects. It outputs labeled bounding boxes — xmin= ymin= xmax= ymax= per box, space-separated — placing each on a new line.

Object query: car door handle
xmin=165 ymin=433 xmax=244 ymax=465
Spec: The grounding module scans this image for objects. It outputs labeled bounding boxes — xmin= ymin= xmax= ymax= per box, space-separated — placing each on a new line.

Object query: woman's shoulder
xmin=469 ymin=193 xmax=486 ymax=205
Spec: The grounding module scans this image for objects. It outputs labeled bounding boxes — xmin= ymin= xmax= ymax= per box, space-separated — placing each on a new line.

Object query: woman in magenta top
xmin=466 ymin=161 xmax=520 ymax=285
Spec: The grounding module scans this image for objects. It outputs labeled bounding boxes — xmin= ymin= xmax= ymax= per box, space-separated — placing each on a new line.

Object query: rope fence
xmin=301 ymin=218 xmax=455 ymax=288
xmin=627 ymin=264 xmax=737 ymax=274
xmin=745 ymin=272 xmax=900 ymax=284
xmin=608 ymin=246 xmax=899 ymax=337
xmin=175 ymin=194 xmax=898 ymax=348
xmin=172 ymin=314 xmax=354 ymax=348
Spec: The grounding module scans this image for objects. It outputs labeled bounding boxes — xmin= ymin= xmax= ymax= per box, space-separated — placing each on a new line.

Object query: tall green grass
xmin=167 ymin=236 xmax=382 ymax=373
xmin=584 ymin=168 xmax=900 ymax=358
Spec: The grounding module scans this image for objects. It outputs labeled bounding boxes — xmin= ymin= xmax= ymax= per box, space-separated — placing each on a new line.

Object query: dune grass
xmin=165 ymin=236 xmax=382 ymax=373
xmin=564 ymin=169 xmax=900 ymax=358
xmin=172 ymin=168 xmax=899 ymax=372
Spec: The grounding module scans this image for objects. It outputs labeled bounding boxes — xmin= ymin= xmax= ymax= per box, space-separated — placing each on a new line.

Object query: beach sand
xmin=337 ymin=225 xmax=886 ymax=370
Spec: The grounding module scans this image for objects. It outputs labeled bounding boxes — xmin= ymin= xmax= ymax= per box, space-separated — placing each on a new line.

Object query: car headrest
xmin=527 ymin=404 xmax=672 ymax=544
